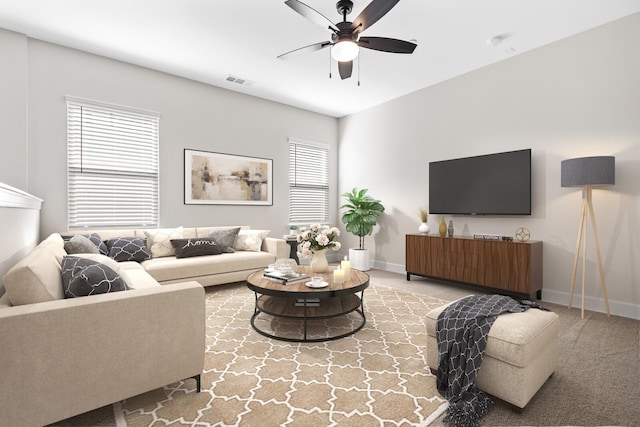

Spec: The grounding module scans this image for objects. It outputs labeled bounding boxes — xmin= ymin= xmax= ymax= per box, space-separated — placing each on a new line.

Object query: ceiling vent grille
xmin=226 ymin=75 xmax=254 ymax=86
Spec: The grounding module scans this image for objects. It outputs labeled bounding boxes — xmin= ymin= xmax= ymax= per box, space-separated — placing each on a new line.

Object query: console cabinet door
xmin=406 ymin=234 xmax=542 ymax=297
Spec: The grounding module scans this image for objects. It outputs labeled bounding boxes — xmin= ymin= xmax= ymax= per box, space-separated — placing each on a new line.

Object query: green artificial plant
xmin=340 ymin=188 xmax=385 ymax=250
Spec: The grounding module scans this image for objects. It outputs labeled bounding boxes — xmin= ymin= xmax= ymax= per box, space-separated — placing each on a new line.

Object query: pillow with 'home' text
xmin=170 ymin=238 xmax=222 ymax=258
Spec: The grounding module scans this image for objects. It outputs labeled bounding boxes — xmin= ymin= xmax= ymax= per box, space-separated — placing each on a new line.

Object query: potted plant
xmin=340 ymin=188 xmax=385 ymax=271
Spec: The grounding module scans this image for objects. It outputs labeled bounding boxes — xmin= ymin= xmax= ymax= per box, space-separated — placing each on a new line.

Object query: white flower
xmin=294 ymin=223 xmax=342 ymax=258
xmin=316 ymin=234 xmax=329 ymax=246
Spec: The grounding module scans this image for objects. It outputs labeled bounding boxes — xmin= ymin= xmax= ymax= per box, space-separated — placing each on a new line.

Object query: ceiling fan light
xmin=331 ymin=40 xmax=359 ymax=62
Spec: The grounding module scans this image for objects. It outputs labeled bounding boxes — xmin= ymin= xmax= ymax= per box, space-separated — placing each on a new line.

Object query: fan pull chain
xmin=329 ymin=50 xmax=332 ymax=79
xmin=357 ymin=55 xmax=361 ymax=86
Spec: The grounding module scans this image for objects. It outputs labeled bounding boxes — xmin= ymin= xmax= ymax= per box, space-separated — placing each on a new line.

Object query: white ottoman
xmin=426 ymin=299 xmax=559 ymax=410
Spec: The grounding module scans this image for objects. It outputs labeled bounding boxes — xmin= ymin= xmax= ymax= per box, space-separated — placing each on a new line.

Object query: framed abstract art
xmin=184 ymin=149 xmax=273 ymax=205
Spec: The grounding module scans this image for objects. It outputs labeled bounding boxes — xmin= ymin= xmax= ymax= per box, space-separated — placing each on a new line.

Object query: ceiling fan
xmin=277 ymin=0 xmax=417 ymax=80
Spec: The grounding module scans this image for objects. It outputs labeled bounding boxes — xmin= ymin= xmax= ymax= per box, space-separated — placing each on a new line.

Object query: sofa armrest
xmin=0 ymin=282 xmax=205 ymax=427
xmin=262 ymin=237 xmax=289 ymax=259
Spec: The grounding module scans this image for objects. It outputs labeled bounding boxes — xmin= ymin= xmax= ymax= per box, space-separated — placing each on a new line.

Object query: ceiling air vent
xmin=226 ymin=75 xmax=254 ymax=86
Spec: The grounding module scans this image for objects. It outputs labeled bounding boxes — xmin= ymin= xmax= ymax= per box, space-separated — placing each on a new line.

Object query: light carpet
xmin=115 ymin=282 xmax=449 ymax=426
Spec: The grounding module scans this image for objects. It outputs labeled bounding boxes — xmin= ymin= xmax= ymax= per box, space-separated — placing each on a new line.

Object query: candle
xmin=333 ymin=269 xmax=345 ymax=284
xmin=341 ymin=258 xmax=351 ymax=280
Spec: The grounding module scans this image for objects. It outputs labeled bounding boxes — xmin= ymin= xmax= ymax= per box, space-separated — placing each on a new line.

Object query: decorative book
xmin=263 ymin=270 xmax=309 ymax=284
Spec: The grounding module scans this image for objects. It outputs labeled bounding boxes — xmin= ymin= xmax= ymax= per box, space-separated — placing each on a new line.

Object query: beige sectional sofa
xmin=0 ymin=226 xmax=287 ymax=426
xmin=72 ymin=225 xmax=289 ymax=286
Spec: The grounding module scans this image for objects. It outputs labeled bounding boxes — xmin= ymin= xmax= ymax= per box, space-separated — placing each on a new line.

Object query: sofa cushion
xmin=3 ymin=234 xmax=66 ymax=306
xmin=206 ymin=227 xmax=241 ymax=253
xmin=64 ymin=235 xmax=100 ymax=254
xmin=234 ymin=229 xmax=270 ymax=252
xmin=105 ymin=237 xmax=152 ymax=262
xmin=61 ymin=256 xmax=128 ymax=298
xmin=141 ymin=251 xmax=275 ymax=282
xmin=117 ymin=267 xmax=161 ymax=289
xmin=0 ymin=293 xmax=11 ymax=308
xmin=171 ymin=238 xmax=222 ymax=258
xmin=143 ymin=227 xmax=184 ymax=258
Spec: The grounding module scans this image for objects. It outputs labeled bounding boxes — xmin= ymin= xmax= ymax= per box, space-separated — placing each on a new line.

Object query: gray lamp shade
xmin=561 ymin=156 xmax=615 ymax=187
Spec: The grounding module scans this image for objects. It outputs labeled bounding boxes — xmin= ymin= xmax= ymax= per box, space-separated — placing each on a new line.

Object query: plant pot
xmin=349 ymin=248 xmax=371 ymax=271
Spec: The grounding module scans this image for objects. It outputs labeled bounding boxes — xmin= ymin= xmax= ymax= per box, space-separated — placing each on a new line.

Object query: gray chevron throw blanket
xmin=436 ymin=295 xmax=549 ymax=427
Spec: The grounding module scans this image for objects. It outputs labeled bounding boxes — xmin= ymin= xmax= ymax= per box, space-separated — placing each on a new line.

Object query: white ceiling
xmin=1 ymin=1 xmax=639 ymax=118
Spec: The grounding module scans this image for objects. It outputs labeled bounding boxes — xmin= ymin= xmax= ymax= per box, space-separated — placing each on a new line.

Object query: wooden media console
xmin=405 ymin=234 xmax=542 ymax=299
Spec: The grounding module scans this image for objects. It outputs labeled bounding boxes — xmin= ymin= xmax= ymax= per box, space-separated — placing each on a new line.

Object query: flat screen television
xmin=429 ymin=149 xmax=531 ymax=215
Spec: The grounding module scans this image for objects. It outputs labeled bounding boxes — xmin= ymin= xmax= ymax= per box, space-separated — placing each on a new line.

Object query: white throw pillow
xmin=234 ymin=230 xmax=270 ymax=252
xmin=143 ymin=227 xmax=184 ymax=258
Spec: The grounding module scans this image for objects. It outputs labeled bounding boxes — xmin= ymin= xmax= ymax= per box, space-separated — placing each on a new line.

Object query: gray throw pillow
xmin=105 ymin=237 xmax=152 ymax=262
xmin=62 ymin=233 xmax=108 ymax=255
xmin=206 ymin=227 xmax=241 ymax=253
xmin=61 ymin=256 xmax=128 ymax=298
xmin=170 ymin=238 xmax=223 ymax=258
xmin=64 ymin=234 xmax=100 ymax=254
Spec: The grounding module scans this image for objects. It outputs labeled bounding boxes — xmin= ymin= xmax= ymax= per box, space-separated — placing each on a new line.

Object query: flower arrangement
xmin=296 ymin=224 xmax=341 ymax=259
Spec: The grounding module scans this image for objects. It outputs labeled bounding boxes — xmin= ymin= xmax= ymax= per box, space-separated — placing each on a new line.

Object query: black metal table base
xmin=250 ymin=292 xmax=366 ymax=343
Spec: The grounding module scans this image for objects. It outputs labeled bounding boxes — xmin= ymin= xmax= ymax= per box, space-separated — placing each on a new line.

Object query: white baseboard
xmin=370 ymin=260 xmax=640 ymax=320
xmin=372 ymin=259 xmax=406 ymax=275
xmin=541 ymin=289 xmax=640 ymax=320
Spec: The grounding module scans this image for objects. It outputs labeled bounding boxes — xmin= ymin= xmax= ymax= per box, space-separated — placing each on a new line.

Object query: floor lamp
xmin=561 ymin=156 xmax=615 ymax=318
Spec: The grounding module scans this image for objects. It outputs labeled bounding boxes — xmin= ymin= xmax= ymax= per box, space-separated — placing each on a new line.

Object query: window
xmin=66 ymin=97 xmax=160 ymax=229
xmin=288 ymin=138 xmax=329 ymax=223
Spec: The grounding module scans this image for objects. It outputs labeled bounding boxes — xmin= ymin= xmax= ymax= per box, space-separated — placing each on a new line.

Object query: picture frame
xmin=184 ymin=149 xmax=273 ymax=205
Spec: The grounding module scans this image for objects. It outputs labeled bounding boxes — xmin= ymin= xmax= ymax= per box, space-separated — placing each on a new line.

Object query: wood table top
xmin=246 ymin=266 xmax=369 ymax=298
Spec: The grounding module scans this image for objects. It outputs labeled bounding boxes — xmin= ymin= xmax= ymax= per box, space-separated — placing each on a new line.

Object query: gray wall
xmin=0 ymin=29 xmax=28 ymax=190
xmin=1 ymin=14 xmax=639 ymax=319
xmin=338 ymin=13 xmax=640 ymax=318
xmin=0 ymin=30 xmax=338 ymax=239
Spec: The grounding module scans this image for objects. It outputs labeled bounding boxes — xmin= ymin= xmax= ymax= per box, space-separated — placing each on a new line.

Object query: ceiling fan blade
xmin=358 ymin=36 xmax=417 ymax=54
xmin=277 ymin=41 xmax=331 ymax=59
xmin=285 ymin=0 xmax=339 ymax=32
xmin=338 ymin=61 xmax=353 ymax=80
xmin=351 ymin=0 xmax=400 ymax=33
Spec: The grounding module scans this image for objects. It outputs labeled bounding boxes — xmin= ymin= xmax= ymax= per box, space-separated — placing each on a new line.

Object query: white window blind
xmin=289 ymin=139 xmax=329 ymax=223
xmin=66 ymin=97 xmax=160 ymax=229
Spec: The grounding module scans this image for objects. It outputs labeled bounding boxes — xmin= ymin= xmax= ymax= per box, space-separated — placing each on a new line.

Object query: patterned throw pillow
xmin=170 ymin=238 xmax=223 ymax=258
xmin=64 ymin=234 xmax=100 ymax=254
xmin=206 ymin=227 xmax=241 ymax=253
xmin=62 ymin=233 xmax=108 ymax=255
xmin=86 ymin=233 xmax=109 ymax=255
xmin=61 ymin=256 xmax=128 ymax=298
xmin=143 ymin=227 xmax=184 ymax=258
xmin=105 ymin=237 xmax=151 ymax=262
xmin=234 ymin=230 xmax=270 ymax=252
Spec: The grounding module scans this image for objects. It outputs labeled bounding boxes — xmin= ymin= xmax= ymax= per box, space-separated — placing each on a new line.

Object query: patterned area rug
xmin=115 ymin=282 xmax=449 ymax=426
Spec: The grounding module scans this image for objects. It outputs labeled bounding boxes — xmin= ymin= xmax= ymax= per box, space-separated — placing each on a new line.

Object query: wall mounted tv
xmin=429 ymin=149 xmax=531 ymax=215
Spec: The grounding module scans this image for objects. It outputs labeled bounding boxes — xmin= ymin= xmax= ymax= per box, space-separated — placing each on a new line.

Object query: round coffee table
xmin=246 ymin=267 xmax=369 ymax=342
